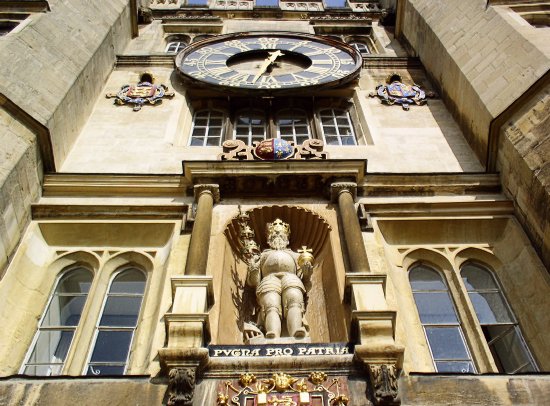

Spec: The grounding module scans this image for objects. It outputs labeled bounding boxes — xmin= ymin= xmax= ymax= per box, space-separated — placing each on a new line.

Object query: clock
xmin=176 ymin=32 xmax=362 ymax=93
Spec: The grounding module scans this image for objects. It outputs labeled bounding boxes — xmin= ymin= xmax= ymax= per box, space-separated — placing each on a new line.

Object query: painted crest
xmin=370 ymin=73 xmax=428 ymax=110
xmin=106 ymin=72 xmax=175 ymax=111
xmin=254 ymin=138 xmax=294 ymax=160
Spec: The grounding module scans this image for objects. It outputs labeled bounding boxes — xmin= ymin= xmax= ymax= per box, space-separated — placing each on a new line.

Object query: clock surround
xmin=176 ymin=32 xmax=362 ymax=94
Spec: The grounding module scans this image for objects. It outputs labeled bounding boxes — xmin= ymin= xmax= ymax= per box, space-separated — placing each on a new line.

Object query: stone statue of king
xmin=246 ymin=219 xmax=314 ymax=340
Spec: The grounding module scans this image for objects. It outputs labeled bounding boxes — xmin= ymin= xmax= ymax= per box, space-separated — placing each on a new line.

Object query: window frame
xmin=317 ymin=108 xmax=358 ymax=146
xmin=189 ymin=109 xmax=227 ymax=147
xmin=459 ymin=262 xmax=539 ymax=373
xmin=83 ymin=267 xmax=147 ymax=376
xmin=20 ymin=267 xmax=94 ymax=376
xmin=409 ymin=263 xmax=477 ymax=374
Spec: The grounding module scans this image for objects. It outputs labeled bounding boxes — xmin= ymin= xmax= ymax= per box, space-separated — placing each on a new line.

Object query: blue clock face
xmin=177 ymin=33 xmax=362 ymax=92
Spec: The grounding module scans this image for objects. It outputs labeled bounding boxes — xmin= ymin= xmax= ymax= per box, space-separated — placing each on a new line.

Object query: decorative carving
xmin=368 ymin=364 xmax=399 ymax=405
xmin=105 ymin=72 xmax=174 ymax=111
xmin=167 ymin=367 xmax=196 ymax=406
xmin=219 ymin=138 xmax=328 ymax=161
xmin=369 ymin=73 xmax=429 ymax=111
xmin=240 ymin=215 xmax=315 ymax=342
xmin=193 ymin=184 xmax=220 ymax=203
xmin=331 ymin=182 xmax=358 ymax=203
xmin=295 ymin=139 xmax=328 ymax=160
xmin=217 ymin=372 xmax=349 ymax=406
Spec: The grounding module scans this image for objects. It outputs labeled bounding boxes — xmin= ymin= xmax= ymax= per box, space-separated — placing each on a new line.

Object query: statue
xmin=240 ymin=216 xmax=314 ymax=340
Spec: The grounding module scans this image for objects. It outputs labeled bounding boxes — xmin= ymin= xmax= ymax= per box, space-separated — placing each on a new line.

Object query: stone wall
xmin=0 ymin=107 xmax=41 ymax=274
xmin=0 ymin=0 xmax=134 ymax=273
xmin=398 ymin=0 xmax=549 ymax=166
xmin=0 ymin=0 xmax=133 ymax=169
xmin=498 ymin=84 xmax=550 ymax=270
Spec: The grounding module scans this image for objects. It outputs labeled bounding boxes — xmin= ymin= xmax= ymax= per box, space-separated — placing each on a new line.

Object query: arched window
xmin=190 ymin=110 xmax=226 ymax=146
xmin=22 ymin=268 xmax=93 ymax=375
xmin=409 ymin=264 xmax=475 ymax=373
xmin=350 ymin=42 xmax=370 ymax=56
xmin=234 ymin=109 xmax=266 ymax=145
xmin=461 ymin=263 xmax=537 ymax=373
xmin=319 ymin=108 xmax=356 ymax=146
xmin=85 ymin=268 xmax=146 ymax=376
xmin=276 ymin=108 xmax=310 ymax=145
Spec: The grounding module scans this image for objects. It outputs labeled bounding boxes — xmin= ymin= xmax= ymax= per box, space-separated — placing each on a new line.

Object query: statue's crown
xmin=267 ymin=218 xmax=290 ymax=236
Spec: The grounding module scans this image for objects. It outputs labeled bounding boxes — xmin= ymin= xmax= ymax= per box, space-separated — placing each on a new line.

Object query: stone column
xmin=185 ymin=184 xmax=220 ymax=276
xmin=331 ymin=182 xmax=370 ymax=273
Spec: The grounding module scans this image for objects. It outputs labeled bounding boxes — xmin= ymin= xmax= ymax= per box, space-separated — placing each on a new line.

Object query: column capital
xmin=330 ymin=182 xmax=357 ymax=203
xmin=194 ymin=184 xmax=220 ymax=203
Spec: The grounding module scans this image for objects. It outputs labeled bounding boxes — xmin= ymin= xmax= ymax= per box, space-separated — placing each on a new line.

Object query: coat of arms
xmin=370 ymin=73 xmax=431 ymax=110
xmin=106 ymin=72 xmax=175 ymax=111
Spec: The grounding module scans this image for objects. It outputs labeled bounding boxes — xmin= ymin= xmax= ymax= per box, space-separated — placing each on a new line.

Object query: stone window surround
xmin=186 ymin=97 xmax=365 ymax=146
xmin=19 ymin=251 xmax=153 ymax=377
xmin=402 ymin=250 xmax=540 ymax=374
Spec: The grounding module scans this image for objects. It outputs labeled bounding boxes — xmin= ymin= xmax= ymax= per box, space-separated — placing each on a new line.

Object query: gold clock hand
xmin=252 ymin=50 xmax=284 ymax=83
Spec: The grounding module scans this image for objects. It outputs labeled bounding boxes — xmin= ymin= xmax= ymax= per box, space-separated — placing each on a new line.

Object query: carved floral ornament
xmin=217 ymin=372 xmax=349 ymax=405
xmin=219 ymin=138 xmax=328 ymax=161
xmin=105 ymin=72 xmax=174 ymax=111
xmin=369 ymin=73 xmax=435 ymax=111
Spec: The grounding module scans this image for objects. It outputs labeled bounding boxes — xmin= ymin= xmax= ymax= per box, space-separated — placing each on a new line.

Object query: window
xmin=255 ymin=0 xmax=279 ymax=7
xmin=86 ymin=268 xmax=146 ymax=376
xmin=410 ymin=264 xmax=475 ymax=373
xmin=22 ymin=268 xmax=93 ymax=376
xmin=319 ymin=109 xmax=357 ymax=145
xmin=190 ymin=110 xmax=226 ymax=146
xmin=165 ymin=41 xmax=187 ymax=54
xmin=234 ymin=109 xmax=266 ymax=145
xmin=461 ymin=263 xmax=537 ymax=373
xmin=350 ymin=42 xmax=370 ymax=56
xmin=276 ymin=108 xmax=311 ymax=145
xmin=324 ymin=0 xmax=348 ymax=8
xmin=185 ymin=0 xmax=209 ymax=6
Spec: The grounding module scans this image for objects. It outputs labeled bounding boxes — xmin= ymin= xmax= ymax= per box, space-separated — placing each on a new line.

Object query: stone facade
xmin=0 ymin=0 xmax=549 ymax=405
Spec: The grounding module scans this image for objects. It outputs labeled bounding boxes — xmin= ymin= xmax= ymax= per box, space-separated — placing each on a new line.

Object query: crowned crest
xmin=369 ymin=73 xmax=429 ymax=111
xmin=267 ymin=218 xmax=290 ymax=237
xmin=106 ymin=72 xmax=175 ymax=111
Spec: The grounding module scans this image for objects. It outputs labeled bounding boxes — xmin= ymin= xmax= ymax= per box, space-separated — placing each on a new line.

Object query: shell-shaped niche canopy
xmin=225 ymin=205 xmax=331 ymax=261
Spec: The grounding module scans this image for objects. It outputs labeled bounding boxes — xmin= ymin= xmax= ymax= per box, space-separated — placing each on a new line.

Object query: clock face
xmin=176 ymin=33 xmax=362 ymax=93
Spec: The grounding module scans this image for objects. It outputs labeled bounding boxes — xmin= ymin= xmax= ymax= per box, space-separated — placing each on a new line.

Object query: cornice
xmin=42 ymin=173 xmax=189 ymax=197
xmin=362 ymin=56 xmax=422 ymax=69
xmin=40 ymin=171 xmax=503 ymax=200
xmin=31 ymin=204 xmax=187 ymax=220
xmin=115 ymin=54 xmax=176 ymax=67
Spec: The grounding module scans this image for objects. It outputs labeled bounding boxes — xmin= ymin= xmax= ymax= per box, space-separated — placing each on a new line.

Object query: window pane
xmin=194 ymin=118 xmax=208 ymax=126
xmin=425 ymin=327 xmax=470 ymax=360
xmin=325 ymin=136 xmax=338 ymax=145
xmin=462 ymin=266 xmax=498 ymax=291
xmin=192 ymin=127 xmax=206 ymax=137
xmin=58 ymin=269 xmax=92 ymax=294
xmin=26 ymin=330 xmax=74 ymax=365
xmin=86 ymin=364 xmax=126 ymax=376
xmin=485 ymin=326 xmax=535 ymax=373
xmin=100 ymin=296 xmax=143 ymax=327
xmin=468 ymin=292 xmax=514 ymax=324
xmin=23 ymin=364 xmax=64 ymax=376
xmin=110 ymin=270 xmax=145 ymax=294
xmin=341 ymin=136 xmax=356 ymax=146
xmin=435 ymin=361 xmax=475 ymax=373
xmin=206 ymin=137 xmax=221 ymax=146
xmin=410 ymin=266 xmax=447 ymax=291
xmin=190 ymin=137 xmax=204 ymax=146
xmin=324 ymin=126 xmax=337 ymax=135
xmin=413 ymin=292 xmax=459 ymax=324
xmin=43 ymin=295 xmax=87 ymax=326
xmin=90 ymin=331 xmax=132 ymax=363
xmin=210 ymin=118 xmax=223 ymax=126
